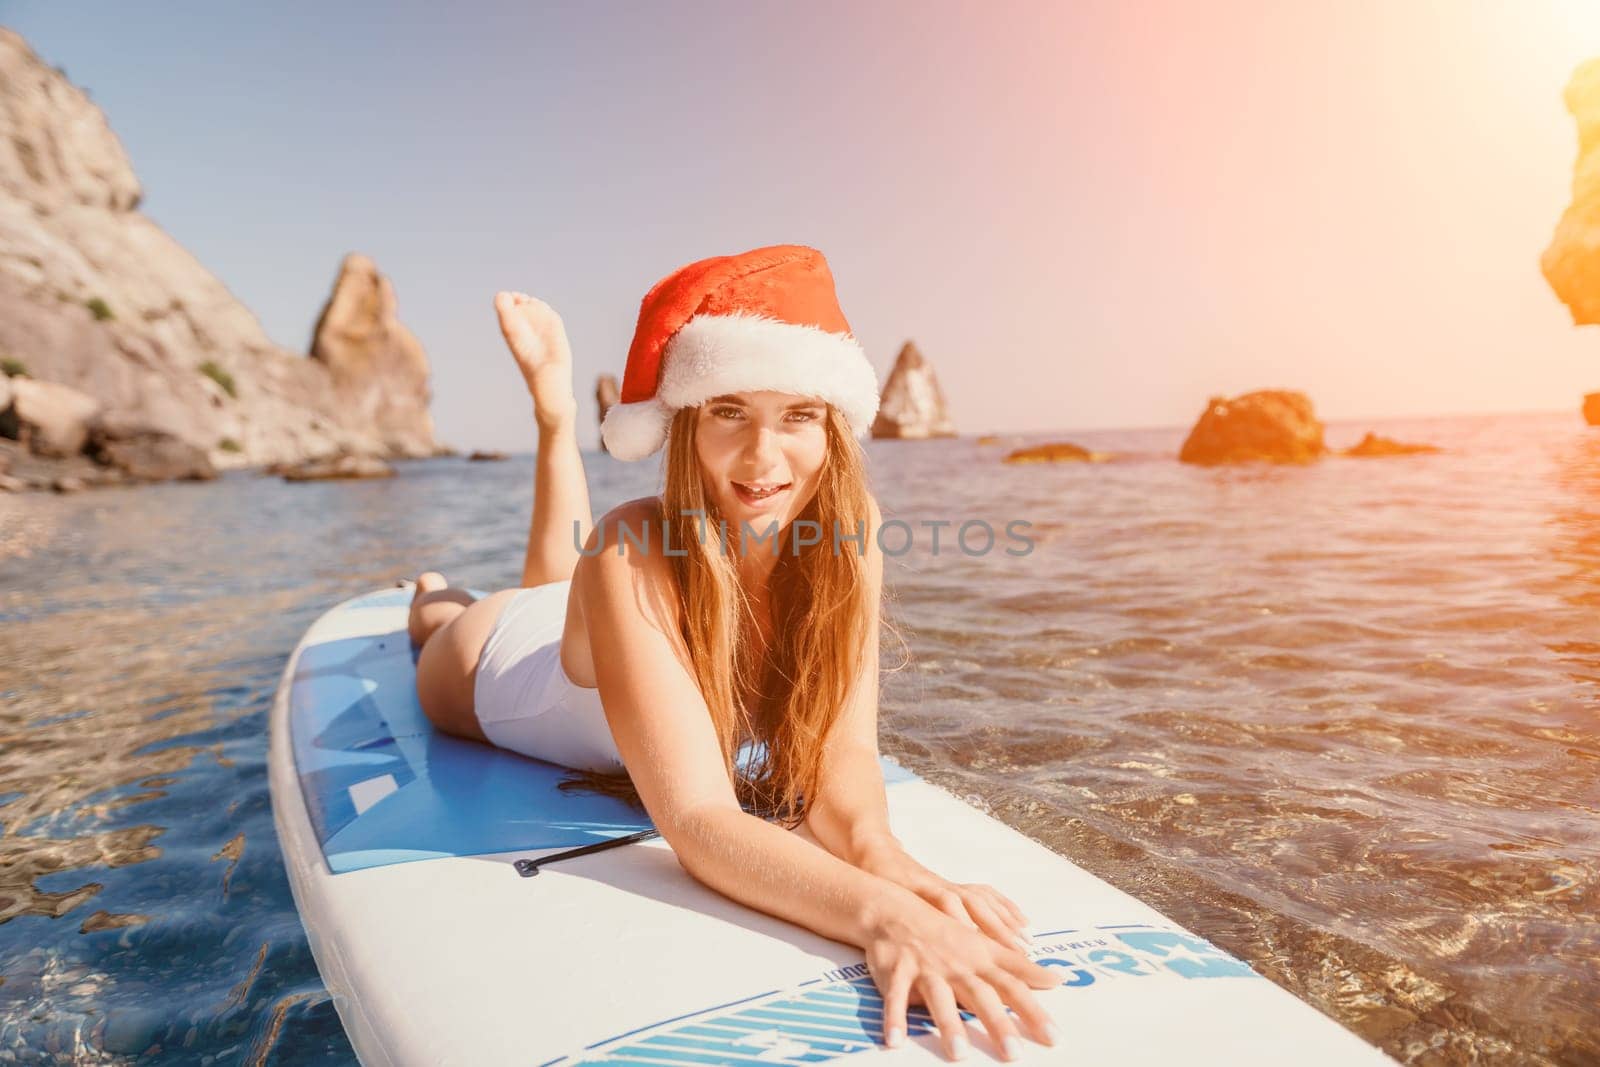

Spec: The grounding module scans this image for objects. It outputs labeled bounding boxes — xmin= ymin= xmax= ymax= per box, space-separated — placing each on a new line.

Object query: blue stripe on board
xmin=674 ymin=1023 xmax=868 ymax=1055
xmin=581 ymin=988 xmax=783 ymax=1050
xmin=641 ymin=1033 xmax=836 ymax=1063
xmin=594 ymin=1041 xmax=821 ymax=1067
xmin=733 ymin=1008 xmax=878 ymax=1041
xmin=736 ymin=1004 xmax=876 ymax=1036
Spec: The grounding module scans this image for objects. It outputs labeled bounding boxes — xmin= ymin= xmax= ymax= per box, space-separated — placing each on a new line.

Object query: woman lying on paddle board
xmin=407 ymin=244 xmax=1059 ymax=1062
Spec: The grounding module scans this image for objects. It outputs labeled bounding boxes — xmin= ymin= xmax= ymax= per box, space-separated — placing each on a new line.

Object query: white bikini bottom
xmin=471 ymin=580 xmax=624 ymax=774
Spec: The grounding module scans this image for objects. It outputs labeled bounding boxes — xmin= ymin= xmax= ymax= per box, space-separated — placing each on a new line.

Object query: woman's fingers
xmin=920 ymin=975 xmax=970 ymax=1061
xmin=964 ymin=891 xmax=1028 ymax=950
xmin=963 ymin=884 xmax=1029 ymax=938
xmin=990 ymin=887 xmax=1029 ymax=929
xmin=950 ymin=972 xmax=1024 ymax=1062
xmin=930 ymin=888 xmax=972 ymax=927
xmin=878 ymin=959 xmax=914 ymax=1050
xmin=995 ymin=944 xmax=1064 ymax=990
xmin=983 ymin=965 xmax=1060 ymax=1048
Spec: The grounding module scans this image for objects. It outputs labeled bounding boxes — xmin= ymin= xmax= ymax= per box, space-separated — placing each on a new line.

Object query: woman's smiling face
xmin=695 ymin=390 xmax=829 ymax=532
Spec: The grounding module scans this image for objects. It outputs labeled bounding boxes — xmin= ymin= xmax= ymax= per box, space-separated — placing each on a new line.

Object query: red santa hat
xmin=600 ymin=244 xmax=880 ymax=461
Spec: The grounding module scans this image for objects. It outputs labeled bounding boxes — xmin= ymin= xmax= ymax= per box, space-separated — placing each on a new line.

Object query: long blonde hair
xmin=559 ymin=402 xmax=884 ymax=828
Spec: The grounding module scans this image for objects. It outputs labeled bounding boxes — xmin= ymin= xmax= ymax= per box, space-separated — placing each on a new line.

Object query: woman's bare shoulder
xmin=575 ymin=496 xmax=679 ymax=622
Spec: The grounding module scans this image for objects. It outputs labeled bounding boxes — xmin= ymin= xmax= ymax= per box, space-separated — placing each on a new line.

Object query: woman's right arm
xmin=575 ymin=506 xmax=1061 ymax=1060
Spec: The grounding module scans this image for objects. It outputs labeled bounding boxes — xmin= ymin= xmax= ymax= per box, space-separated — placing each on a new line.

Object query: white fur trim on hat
xmin=599 ymin=396 xmax=674 ymax=461
xmin=601 ymin=311 xmax=880 ymax=461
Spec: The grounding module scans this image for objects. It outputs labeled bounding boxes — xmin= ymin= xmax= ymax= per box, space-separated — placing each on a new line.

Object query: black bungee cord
xmin=515 ymin=796 xmax=792 ymax=878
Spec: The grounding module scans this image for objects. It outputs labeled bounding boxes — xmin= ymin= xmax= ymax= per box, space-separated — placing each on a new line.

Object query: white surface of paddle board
xmin=269 ymin=587 xmax=1397 ymax=1065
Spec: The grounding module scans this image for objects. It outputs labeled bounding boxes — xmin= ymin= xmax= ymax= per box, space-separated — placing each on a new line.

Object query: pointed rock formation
xmin=870 ymin=342 xmax=955 ymax=439
xmin=308 ymin=254 xmax=437 ymax=458
xmin=1179 ymin=390 xmax=1326 ymax=465
xmin=0 ymin=28 xmax=444 ymax=479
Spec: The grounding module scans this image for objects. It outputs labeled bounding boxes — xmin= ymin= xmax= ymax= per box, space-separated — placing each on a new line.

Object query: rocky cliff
xmin=0 ymin=28 xmax=441 ymax=471
xmin=1543 ymin=58 xmax=1600 ymax=426
xmin=1544 ymin=58 xmax=1600 ymax=326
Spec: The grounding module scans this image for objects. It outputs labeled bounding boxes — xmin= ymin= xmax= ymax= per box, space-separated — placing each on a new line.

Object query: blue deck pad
xmin=291 ymin=588 xmax=915 ymax=874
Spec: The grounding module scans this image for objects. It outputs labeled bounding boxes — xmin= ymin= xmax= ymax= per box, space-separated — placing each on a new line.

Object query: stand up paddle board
xmin=269 ymin=586 xmax=1397 ymax=1065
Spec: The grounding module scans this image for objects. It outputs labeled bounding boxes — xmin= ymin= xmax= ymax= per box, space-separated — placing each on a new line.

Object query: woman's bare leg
xmin=494 ymin=291 xmax=595 ymax=587
xmin=407 ymin=571 xmax=474 ymax=647
xmin=409 ymin=572 xmax=521 ymax=743
xmin=410 ymin=292 xmax=593 ymax=743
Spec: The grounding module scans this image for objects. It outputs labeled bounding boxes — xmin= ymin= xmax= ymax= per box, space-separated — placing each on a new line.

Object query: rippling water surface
xmin=2 ymin=410 xmax=1596 ymax=1064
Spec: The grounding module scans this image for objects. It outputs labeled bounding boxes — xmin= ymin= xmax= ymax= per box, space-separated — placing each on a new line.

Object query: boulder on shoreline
xmin=1179 ymin=390 xmax=1326 ymax=465
xmin=86 ymin=414 xmax=216 ymax=480
xmin=1341 ymin=432 xmax=1441 ymax=458
xmin=870 ymin=342 xmax=956 ymax=439
xmin=9 ymin=378 xmax=101 ymax=457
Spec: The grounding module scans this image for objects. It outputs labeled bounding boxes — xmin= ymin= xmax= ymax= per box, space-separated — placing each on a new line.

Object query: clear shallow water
xmin=1 ymin=410 xmax=1596 ymax=1064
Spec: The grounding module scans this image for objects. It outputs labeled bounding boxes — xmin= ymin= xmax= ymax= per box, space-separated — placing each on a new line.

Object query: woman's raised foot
xmin=494 ymin=290 xmax=578 ymax=432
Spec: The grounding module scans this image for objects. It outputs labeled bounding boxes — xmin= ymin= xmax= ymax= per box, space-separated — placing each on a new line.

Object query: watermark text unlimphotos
xmin=574 ymin=511 xmax=1035 ymax=558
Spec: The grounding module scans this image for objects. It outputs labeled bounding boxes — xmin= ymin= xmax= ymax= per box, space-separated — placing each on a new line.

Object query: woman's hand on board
xmin=858 ymin=843 xmax=1034 ymax=953
xmin=865 ymin=891 xmax=1061 ymax=1061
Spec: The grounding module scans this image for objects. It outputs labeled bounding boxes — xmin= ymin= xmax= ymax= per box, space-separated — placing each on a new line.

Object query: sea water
xmin=0 ymin=410 xmax=1595 ymax=1063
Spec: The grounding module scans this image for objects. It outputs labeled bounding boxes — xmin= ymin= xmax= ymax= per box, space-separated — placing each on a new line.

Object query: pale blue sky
xmin=6 ymin=1 xmax=1600 ymax=451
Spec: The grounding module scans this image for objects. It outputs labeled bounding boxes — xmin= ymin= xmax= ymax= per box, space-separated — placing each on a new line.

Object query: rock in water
xmin=1544 ymin=59 xmax=1600 ymax=325
xmin=467 ymin=449 xmax=507 ymax=462
xmin=871 ymin=342 xmax=955 ymax=439
xmin=0 ymin=28 xmax=444 ymax=471
xmin=1179 ymin=390 xmax=1326 ymax=465
xmin=596 ymin=374 xmax=619 ymax=454
xmin=1585 ymin=393 xmax=1600 ymax=426
xmin=1341 ymin=432 xmax=1441 ymax=457
xmin=308 ymin=254 xmax=438 ymax=459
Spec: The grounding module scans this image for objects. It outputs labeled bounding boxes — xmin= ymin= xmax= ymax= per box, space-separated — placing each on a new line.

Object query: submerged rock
xmin=1341 ymin=432 xmax=1441 ymax=458
xmin=278 ymin=454 xmax=395 ymax=482
xmin=1179 ymin=390 xmax=1326 ymax=465
xmin=1003 ymin=442 xmax=1108 ymax=464
xmin=871 ymin=342 xmax=955 ymax=439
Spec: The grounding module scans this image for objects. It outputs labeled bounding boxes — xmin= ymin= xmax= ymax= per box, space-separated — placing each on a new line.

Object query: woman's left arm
xmin=803 ymin=498 xmax=1034 ymax=951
